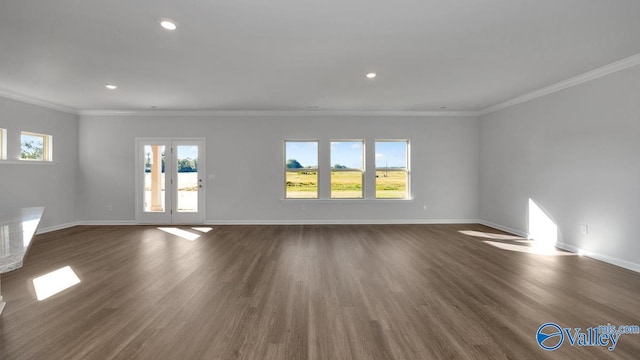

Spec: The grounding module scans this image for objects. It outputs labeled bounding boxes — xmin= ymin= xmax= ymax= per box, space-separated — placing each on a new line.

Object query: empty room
xmin=1 ymin=0 xmax=639 ymax=359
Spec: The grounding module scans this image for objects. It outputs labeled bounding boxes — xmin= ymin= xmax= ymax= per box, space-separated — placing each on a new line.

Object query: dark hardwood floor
xmin=0 ymin=224 xmax=639 ymax=359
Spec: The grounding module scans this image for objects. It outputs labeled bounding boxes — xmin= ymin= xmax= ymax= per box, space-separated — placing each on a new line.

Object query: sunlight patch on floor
xmin=458 ymin=230 xmax=526 ymax=241
xmin=158 ymin=227 xmax=200 ymax=241
xmin=483 ymin=241 xmax=574 ymax=256
xmin=32 ymin=266 xmax=81 ymax=301
xmin=191 ymin=227 xmax=213 ymax=233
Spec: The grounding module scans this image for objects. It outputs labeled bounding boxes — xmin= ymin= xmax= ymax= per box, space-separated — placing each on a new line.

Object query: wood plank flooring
xmin=0 ymin=224 xmax=639 ymax=359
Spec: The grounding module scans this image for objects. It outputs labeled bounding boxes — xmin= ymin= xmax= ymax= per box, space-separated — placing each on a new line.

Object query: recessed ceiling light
xmin=159 ymin=18 xmax=177 ymax=31
xmin=105 ymin=84 xmax=118 ymax=90
xmin=366 ymin=73 xmax=377 ymax=79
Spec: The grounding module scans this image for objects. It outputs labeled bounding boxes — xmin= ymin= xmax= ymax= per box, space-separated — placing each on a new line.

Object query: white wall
xmin=0 ymin=97 xmax=79 ymax=231
xmin=479 ymin=65 xmax=640 ymax=271
xmin=77 ymin=115 xmax=480 ymax=224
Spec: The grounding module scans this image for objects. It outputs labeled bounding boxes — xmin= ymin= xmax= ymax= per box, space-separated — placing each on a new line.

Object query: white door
xmin=135 ymin=139 xmax=205 ymax=224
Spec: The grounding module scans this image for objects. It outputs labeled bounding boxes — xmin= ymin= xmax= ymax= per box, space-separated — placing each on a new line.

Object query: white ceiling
xmin=1 ymin=0 xmax=640 ymax=112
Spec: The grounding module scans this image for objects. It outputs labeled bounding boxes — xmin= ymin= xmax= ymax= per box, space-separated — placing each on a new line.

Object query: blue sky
xmin=286 ymin=141 xmax=318 ymax=167
xmin=331 ymin=141 xmax=363 ymax=169
xmin=177 ymin=145 xmax=198 ymax=160
xmin=285 ymin=141 xmax=408 ymax=169
xmin=21 ymin=134 xmax=43 ymax=148
xmin=375 ymin=141 xmax=407 ymax=168
xmin=143 ymin=145 xmax=198 ymax=160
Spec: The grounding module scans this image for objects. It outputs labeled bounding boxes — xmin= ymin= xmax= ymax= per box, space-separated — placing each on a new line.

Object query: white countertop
xmin=0 ymin=207 xmax=45 ymax=274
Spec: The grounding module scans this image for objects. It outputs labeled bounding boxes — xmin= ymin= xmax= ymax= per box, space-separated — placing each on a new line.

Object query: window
xmin=375 ymin=140 xmax=409 ymax=199
xmin=0 ymin=128 xmax=6 ymax=160
xmin=20 ymin=131 xmax=53 ymax=161
xmin=285 ymin=141 xmax=318 ymax=199
xmin=331 ymin=141 xmax=364 ymax=198
xmin=283 ymin=139 xmax=411 ymax=200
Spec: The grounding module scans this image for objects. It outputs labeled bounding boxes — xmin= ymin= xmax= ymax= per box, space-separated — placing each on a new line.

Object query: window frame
xmin=284 ymin=140 xmax=319 ymax=199
xmin=20 ymin=131 xmax=53 ymax=162
xmin=375 ymin=139 xmax=410 ymax=200
xmin=330 ymin=140 xmax=365 ymax=199
xmin=0 ymin=128 xmax=6 ymax=160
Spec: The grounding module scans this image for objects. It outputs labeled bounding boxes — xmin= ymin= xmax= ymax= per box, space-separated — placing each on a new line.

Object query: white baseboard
xmin=36 ymin=221 xmax=138 ymax=234
xmin=77 ymin=221 xmax=138 ymax=226
xmin=36 ymin=219 xmax=481 ymax=230
xmin=38 ymin=219 xmax=483 ymax=228
xmin=36 ymin=221 xmax=79 ymax=234
xmin=479 ymin=219 xmax=640 ymax=274
xmin=477 ymin=220 xmax=529 ymax=238
xmin=207 ymin=218 xmax=482 ymax=225
xmin=204 ymin=218 xmax=481 ymax=225
xmin=556 ymin=242 xmax=640 ymax=273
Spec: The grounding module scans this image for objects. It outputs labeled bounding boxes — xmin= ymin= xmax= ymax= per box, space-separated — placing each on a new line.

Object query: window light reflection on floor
xmin=158 ymin=227 xmax=200 ymax=241
xmin=482 ymin=240 xmax=575 ymax=256
xmin=32 ymin=266 xmax=81 ymax=301
xmin=458 ymin=230 xmax=525 ymax=241
xmin=191 ymin=227 xmax=212 ymax=233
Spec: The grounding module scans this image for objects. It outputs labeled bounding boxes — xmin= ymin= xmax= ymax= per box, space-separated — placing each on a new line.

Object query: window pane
xmin=144 ymin=145 xmax=166 ymax=212
xmin=20 ymin=132 xmax=52 ymax=161
xmin=176 ymin=145 xmax=198 ymax=212
xmin=375 ymin=141 xmax=407 ymax=169
xmin=20 ymin=133 xmax=45 ymax=160
xmin=330 ymin=171 xmax=363 ymax=198
xmin=285 ymin=171 xmax=318 ymax=199
xmin=376 ymin=170 xmax=407 ymax=199
xmin=376 ymin=141 xmax=409 ymax=199
xmin=285 ymin=141 xmax=318 ymax=198
xmin=331 ymin=141 xmax=363 ymax=198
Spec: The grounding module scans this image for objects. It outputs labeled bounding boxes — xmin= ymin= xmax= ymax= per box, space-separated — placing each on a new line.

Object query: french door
xmin=135 ymin=139 xmax=205 ymax=224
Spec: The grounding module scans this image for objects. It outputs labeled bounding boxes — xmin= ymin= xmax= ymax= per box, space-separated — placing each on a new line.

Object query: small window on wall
xmin=285 ymin=141 xmax=318 ymax=199
xmin=20 ymin=131 xmax=53 ymax=161
xmin=375 ymin=140 xmax=409 ymax=199
xmin=331 ymin=140 xmax=364 ymax=198
xmin=0 ymin=128 xmax=6 ymax=160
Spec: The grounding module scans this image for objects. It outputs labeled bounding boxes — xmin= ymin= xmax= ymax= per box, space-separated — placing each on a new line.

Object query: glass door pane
xmin=144 ymin=145 xmax=166 ymax=212
xmin=176 ymin=145 xmax=198 ymax=212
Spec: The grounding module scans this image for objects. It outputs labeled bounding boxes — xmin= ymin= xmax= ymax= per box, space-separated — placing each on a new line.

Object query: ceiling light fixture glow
xmin=105 ymin=84 xmax=118 ymax=90
xmin=366 ymin=73 xmax=377 ymax=79
xmin=160 ymin=19 xmax=177 ymax=31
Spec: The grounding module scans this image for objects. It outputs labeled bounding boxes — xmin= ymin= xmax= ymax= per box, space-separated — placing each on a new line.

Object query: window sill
xmin=280 ymin=198 xmax=414 ymax=203
xmin=0 ymin=160 xmax=56 ymax=165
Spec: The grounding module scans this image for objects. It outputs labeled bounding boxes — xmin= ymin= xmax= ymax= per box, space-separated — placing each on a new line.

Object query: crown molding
xmin=0 ymin=88 xmax=78 ymax=115
xmin=480 ymin=52 xmax=640 ymax=115
xmin=5 ymin=52 xmax=640 ymax=118
xmin=77 ymin=109 xmax=479 ymax=117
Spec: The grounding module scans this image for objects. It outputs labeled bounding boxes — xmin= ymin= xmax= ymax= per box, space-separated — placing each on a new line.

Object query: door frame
xmin=134 ymin=138 xmax=206 ymax=225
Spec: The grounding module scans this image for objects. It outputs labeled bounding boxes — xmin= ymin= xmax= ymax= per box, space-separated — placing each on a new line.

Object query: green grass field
xmin=285 ymin=171 xmax=407 ymax=199
xmin=285 ymin=171 xmax=319 ymax=198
